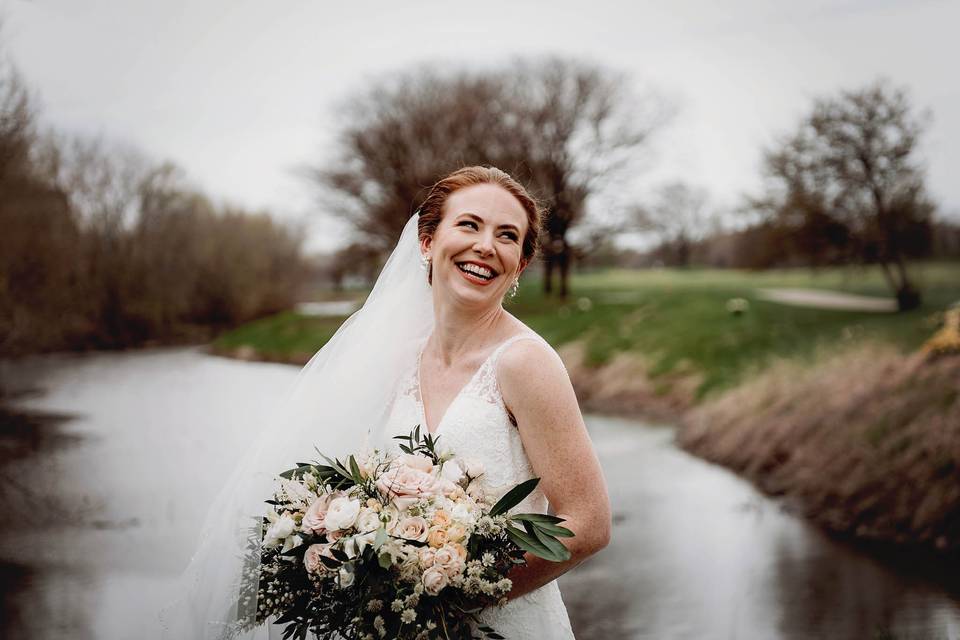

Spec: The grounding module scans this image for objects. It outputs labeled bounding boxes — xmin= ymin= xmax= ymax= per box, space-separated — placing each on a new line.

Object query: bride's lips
xmin=454 ymin=261 xmax=497 ymax=286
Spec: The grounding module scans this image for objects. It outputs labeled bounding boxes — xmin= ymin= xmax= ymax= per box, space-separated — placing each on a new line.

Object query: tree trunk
xmin=893 ymin=255 xmax=921 ymax=311
xmin=543 ymin=257 xmax=554 ymax=295
xmin=879 ymin=257 xmax=921 ymax=311
xmin=559 ymin=249 xmax=570 ymax=299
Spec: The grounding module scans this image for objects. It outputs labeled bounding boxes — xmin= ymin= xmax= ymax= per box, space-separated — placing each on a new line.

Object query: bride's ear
xmin=517 ymin=258 xmax=529 ymax=278
xmin=419 ymin=235 xmax=432 ymax=259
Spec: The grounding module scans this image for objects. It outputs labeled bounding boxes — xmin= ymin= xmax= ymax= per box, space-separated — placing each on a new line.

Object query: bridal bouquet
xmin=237 ymin=427 xmax=573 ymax=640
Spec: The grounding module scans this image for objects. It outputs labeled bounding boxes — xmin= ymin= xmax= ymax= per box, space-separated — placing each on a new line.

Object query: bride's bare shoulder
xmin=497 ymin=323 xmax=571 ymax=400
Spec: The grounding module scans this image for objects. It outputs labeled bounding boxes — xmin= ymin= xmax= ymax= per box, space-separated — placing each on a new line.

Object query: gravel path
xmin=754 ymin=287 xmax=899 ymax=312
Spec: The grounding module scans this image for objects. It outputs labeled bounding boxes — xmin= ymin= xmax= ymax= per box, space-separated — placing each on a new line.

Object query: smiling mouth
xmin=456 ymin=262 xmax=497 ymax=281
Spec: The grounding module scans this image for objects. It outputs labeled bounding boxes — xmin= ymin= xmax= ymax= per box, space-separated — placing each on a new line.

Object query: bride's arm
xmin=496 ymin=339 xmax=612 ymax=600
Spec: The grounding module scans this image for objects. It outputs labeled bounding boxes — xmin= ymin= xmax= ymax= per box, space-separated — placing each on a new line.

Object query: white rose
xmin=355 ymin=507 xmax=381 ymax=533
xmin=421 ymin=568 xmax=448 ymax=595
xmin=439 ymin=461 xmax=464 ymax=485
xmin=281 ymin=533 xmax=304 ymax=554
xmin=450 ymin=502 xmax=478 ymax=526
xmin=343 ymin=530 xmax=378 ymax=557
xmin=466 ymin=482 xmax=485 ymax=502
xmin=460 ymin=458 xmax=485 ymax=478
xmin=338 ymin=565 xmax=355 ymax=588
xmin=402 ymin=453 xmax=434 ymax=473
xmin=325 ymin=497 xmax=362 ymax=531
xmin=263 ymin=512 xmax=296 ymax=548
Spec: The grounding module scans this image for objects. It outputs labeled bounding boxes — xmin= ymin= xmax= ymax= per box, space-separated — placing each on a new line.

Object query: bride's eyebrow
xmin=458 ymin=212 xmax=520 ymax=233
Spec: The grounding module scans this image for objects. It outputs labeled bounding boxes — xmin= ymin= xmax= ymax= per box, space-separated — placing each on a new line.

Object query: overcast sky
xmin=4 ymin=0 xmax=958 ymax=251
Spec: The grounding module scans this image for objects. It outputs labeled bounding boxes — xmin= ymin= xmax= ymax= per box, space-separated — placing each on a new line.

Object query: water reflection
xmin=0 ymin=349 xmax=958 ymax=639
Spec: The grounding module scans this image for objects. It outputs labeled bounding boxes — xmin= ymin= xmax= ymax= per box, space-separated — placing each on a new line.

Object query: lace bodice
xmin=384 ymin=332 xmax=576 ymax=639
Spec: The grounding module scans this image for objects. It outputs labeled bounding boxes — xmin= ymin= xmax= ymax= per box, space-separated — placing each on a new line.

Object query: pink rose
xmin=376 ymin=466 xmax=439 ymax=510
xmin=433 ymin=544 xmax=465 ymax=579
xmin=302 ymin=491 xmax=343 ymax=535
xmin=304 ymin=543 xmax=334 ymax=574
xmin=396 ymin=516 xmax=429 ymax=542
xmin=421 ymin=567 xmax=449 ymax=595
xmin=418 ymin=546 xmax=436 ymax=569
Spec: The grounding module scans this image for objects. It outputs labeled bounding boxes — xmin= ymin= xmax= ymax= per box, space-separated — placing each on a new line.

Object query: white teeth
xmin=458 ymin=263 xmax=494 ymax=279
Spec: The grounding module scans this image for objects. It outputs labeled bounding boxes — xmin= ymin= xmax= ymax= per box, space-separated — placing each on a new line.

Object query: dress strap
xmin=489 ymin=332 xmax=547 ymax=366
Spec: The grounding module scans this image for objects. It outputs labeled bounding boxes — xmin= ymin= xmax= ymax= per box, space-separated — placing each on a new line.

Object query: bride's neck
xmin=430 ymin=300 xmax=507 ymax=367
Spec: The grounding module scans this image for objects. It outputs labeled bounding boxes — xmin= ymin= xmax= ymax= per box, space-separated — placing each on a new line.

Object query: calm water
xmin=0 ymin=348 xmax=958 ymax=640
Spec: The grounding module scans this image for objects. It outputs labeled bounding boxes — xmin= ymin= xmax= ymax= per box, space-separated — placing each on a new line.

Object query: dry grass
xmin=560 ymin=341 xmax=701 ymax=423
xmin=678 ymin=343 xmax=960 ymax=552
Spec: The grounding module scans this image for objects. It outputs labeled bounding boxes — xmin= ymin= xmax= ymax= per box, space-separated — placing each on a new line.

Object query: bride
xmin=159 ymin=166 xmax=610 ymax=639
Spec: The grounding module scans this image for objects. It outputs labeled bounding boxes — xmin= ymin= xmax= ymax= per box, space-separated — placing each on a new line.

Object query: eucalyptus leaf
xmin=505 ymin=524 xmax=555 ymax=560
xmin=489 ymin=478 xmax=540 ymax=517
xmin=525 ymin=520 xmax=571 ymax=562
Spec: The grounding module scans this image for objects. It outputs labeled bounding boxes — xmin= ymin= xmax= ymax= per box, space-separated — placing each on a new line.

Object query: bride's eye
xmin=458 ymin=220 xmax=478 ymax=230
xmin=500 ymin=231 xmax=518 ymax=242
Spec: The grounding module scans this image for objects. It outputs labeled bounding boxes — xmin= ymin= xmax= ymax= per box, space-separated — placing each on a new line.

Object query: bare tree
xmin=633 ymin=182 xmax=713 ymax=267
xmin=504 ymin=58 xmax=668 ymax=296
xmin=754 ymin=80 xmax=934 ymax=310
xmin=314 ymin=57 xmax=669 ymax=297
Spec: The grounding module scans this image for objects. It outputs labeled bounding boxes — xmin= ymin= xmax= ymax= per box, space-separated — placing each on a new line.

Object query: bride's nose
xmin=473 ymin=234 xmax=495 ymax=257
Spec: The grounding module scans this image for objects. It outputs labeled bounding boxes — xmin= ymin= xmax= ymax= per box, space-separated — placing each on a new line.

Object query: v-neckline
xmin=415 ymin=336 xmax=514 ymax=437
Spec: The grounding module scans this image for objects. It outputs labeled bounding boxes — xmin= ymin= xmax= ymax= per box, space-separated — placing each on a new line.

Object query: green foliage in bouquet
xmin=239 ymin=427 xmax=574 ymax=640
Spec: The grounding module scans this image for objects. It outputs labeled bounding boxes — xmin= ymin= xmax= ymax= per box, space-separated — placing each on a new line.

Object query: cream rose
xmin=427 ymin=527 xmax=448 ymax=549
xmin=446 ymin=524 xmax=467 ymax=544
xmin=355 ymin=508 xmax=381 ymax=533
xmin=325 ymin=496 xmax=362 ymax=531
xmin=421 ymin=568 xmax=449 ymax=595
xmin=396 ymin=516 xmax=430 ymax=542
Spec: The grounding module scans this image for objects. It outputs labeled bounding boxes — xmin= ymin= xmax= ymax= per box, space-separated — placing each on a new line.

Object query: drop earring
xmin=509 ymin=276 xmax=520 ymax=298
xmin=420 ymin=253 xmax=431 ymax=272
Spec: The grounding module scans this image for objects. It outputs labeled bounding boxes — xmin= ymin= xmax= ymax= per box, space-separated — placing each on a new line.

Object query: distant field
xmin=214 ymin=261 xmax=960 ymax=398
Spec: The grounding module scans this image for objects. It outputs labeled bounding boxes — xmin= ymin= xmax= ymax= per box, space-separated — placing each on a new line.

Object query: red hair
xmin=417 ymin=166 xmax=542 ymax=284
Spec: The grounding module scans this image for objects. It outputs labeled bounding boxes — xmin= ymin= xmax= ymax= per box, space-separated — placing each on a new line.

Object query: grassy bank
xmin=215 ymin=261 xmax=960 ymax=400
xmin=678 ymin=343 xmax=960 ymax=554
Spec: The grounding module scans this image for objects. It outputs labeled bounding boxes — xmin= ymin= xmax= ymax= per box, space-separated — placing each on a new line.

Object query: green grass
xmin=214 ymin=311 xmax=347 ymax=358
xmin=215 ymin=261 xmax=960 ymax=399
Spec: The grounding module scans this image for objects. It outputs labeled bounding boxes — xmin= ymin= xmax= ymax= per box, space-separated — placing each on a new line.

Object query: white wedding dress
xmin=384 ymin=332 xmax=576 ymax=640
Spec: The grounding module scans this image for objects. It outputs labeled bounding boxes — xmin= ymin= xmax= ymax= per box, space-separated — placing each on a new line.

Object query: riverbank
xmin=678 ymin=342 xmax=960 ymax=555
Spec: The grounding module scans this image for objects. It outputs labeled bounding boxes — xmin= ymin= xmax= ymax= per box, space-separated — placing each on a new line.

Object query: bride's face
xmin=421 ymin=183 xmax=529 ymax=308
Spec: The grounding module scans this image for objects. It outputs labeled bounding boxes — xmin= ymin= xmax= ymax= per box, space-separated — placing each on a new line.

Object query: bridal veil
xmin=158 ymin=213 xmax=434 ymax=638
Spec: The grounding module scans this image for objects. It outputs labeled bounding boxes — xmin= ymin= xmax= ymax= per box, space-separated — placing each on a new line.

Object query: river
xmin=0 ymin=348 xmax=957 ymax=639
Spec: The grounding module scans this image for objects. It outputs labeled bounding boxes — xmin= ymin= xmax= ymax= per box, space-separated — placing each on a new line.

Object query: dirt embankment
xmin=557 ymin=342 xmax=698 ymax=424
xmin=676 ymin=344 xmax=960 ymax=554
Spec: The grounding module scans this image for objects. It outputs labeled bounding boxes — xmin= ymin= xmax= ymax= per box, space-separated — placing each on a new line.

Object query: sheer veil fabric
xmin=158 ymin=213 xmax=433 ymax=638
